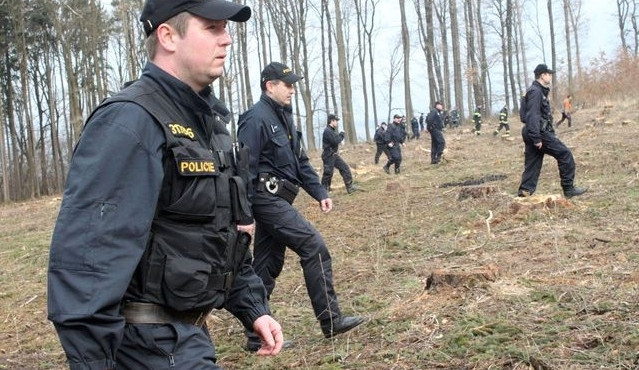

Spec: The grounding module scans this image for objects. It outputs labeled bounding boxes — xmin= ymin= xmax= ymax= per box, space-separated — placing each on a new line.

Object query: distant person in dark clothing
xmin=410 ymin=116 xmax=420 ymax=140
xmin=382 ymin=114 xmax=405 ymax=174
xmin=450 ymin=108 xmax=460 ymax=127
xmin=556 ymin=94 xmax=572 ymax=127
xmin=419 ymin=113 xmax=425 ymax=131
xmin=373 ymin=122 xmax=389 ymax=164
xmin=321 ymin=114 xmax=358 ymax=194
xmin=426 ymin=101 xmax=446 ymax=164
xmin=473 ymin=106 xmax=482 ymax=135
xmin=517 ymin=64 xmax=587 ymax=198
xmin=493 ymin=106 xmax=511 ymax=135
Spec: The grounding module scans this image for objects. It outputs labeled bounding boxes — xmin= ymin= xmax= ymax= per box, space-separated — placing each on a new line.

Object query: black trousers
xmin=430 ymin=129 xmax=445 ymax=163
xmin=374 ymin=144 xmax=389 ymax=164
xmin=321 ymin=152 xmax=353 ymax=189
xmin=384 ymin=145 xmax=402 ymax=170
xmin=251 ymin=191 xmax=341 ymax=322
xmin=117 ymin=322 xmax=218 ymax=369
xmin=518 ymin=130 xmax=576 ymax=194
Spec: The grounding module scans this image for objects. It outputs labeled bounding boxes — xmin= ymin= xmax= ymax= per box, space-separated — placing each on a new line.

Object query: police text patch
xmin=178 ymin=159 xmax=217 ymax=176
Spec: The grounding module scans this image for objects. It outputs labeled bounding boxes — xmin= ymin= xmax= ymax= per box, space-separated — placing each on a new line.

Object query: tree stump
xmin=386 ymin=181 xmax=404 ymax=191
xmin=425 ymin=264 xmax=500 ymax=290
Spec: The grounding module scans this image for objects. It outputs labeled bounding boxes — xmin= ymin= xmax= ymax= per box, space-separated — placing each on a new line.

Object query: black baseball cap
xmin=261 ymin=62 xmax=302 ymax=85
xmin=140 ymin=0 xmax=252 ymax=37
xmin=393 ymin=114 xmax=402 ymax=119
xmin=534 ymin=63 xmax=554 ymax=76
xmin=327 ymin=114 xmax=340 ymax=123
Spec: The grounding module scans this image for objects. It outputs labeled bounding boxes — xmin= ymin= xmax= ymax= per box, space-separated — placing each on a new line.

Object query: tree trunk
xmin=434 ymin=0 xmax=451 ymax=108
xmin=354 ymin=0 xmax=371 ymax=141
xmin=506 ymin=0 xmax=518 ymax=110
xmin=568 ymin=1 xmax=584 ymax=80
xmin=333 ymin=0 xmax=356 ymax=143
xmin=366 ymin=1 xmax=380 ymax=130
xmin=0 ymin=92 xmax=9 ymax=201
xmin=515 ymin=0 xmax=528 ymax=91
xmin=476 ymin=0 xmax=490 ymax=116
xmin=449 ymin=0 xmax=465 ymax=119
xmin=548 ymin=0 xmax=558 ymax=105
xmin=562 ymin=0 xmax=573 ymax=95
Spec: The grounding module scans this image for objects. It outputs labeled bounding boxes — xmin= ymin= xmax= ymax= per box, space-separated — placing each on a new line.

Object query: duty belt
xmin=122 ymin=302 xmax=211 ymax=327
xmin=257 ymin=173 xmax=299 ymax=204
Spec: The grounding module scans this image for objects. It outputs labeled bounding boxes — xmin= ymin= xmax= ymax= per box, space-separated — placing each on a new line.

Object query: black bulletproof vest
xmin=92 ymin=77 xmax=251 ymax=312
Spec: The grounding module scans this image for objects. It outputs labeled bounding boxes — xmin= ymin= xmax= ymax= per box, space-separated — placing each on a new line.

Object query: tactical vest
xmin=90 ymin=77 xmax=252 ymax=312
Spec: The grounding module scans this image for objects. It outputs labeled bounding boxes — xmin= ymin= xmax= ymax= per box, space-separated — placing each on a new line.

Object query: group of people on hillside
xmin=44 ymin=0 xmax=587 ymax=368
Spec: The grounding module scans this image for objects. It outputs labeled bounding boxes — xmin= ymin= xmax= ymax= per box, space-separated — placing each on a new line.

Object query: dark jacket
xmin=47 ymin=63 xmax=270 ymax=369
xmin=237 ymin=93 xmax=328 ymax=202
xmin=385 ymin=122 xmax=406 ymax=145
xmin=426 ymin=108 xmax=444 ymax=131
xmin=374 ymin=126 xmax=387 ymax=145
xmin=322 ymin=125 xmax=344 ymax=156
xmin=522 ymin=80 xmax=554 ymax=144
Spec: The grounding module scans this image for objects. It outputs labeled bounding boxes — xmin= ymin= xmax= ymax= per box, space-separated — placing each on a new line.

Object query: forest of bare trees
xmin=0 ymin=0 xmax=637 ymax=203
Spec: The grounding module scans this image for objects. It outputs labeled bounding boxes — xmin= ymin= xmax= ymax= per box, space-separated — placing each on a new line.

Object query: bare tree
xmin=449 ymin=0 xmax=465 ymax=119
xmin=333 ymin=0 xmax=357 ymax=143
xmin=464 ymin=0 xmax=483 ymax=112
xmin=506 ymin=0 xmax=519 ymax=110
xmin=548 ymin=0 xmax=558 ymax=104
xmin=617 ymin=0 xmax=631 ymax=51
xmin=415 ymin=0 xmax=439 ymax=106
xmin=399 ymin=0 xmax=414 ymax=120
xmin=568 ymin=1 xmax=584 ymax=79
xmin=434 ymin=0 xmax=451 ymax=108
xmin=354 ymin=0 xmax=376 ymax=141
xmin=386 ymin=42 xmax=403 ymax=123
xmin=562 ymin=0 xmax=573 ymax=94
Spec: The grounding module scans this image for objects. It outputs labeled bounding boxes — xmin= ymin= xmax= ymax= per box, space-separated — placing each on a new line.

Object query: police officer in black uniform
xmin=382 ymin=114 xmax=405 ymax=174
xmin=237 ymin=62 xmax=365 ymax=351
xmin=47 ymin=1 xmax=284 ymax=368
xmin=518 ymin=64 xmax=587 ymax=198
xmin=373 ymin=122 xmax=389 ymax=164
xmin=426 ymin=101 xmax=446 ymax=164
xmin=320 ymin=114 xmax=357 ymax=194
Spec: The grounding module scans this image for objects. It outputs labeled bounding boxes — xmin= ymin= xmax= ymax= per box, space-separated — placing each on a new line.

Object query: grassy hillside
xmin=1 ymin=101 xmax=638 ymax=369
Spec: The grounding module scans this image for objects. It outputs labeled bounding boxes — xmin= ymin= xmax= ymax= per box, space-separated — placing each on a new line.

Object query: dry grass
xmin=1 ymin=102 xmax=639 ymax=369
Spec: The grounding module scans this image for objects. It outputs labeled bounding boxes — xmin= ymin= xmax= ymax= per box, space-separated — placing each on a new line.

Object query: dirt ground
xmin=1 ymin=102 xmax=638 ymax=369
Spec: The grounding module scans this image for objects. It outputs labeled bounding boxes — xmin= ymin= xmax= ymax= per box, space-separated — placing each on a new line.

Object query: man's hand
xmin=320 ymin=198 xmax=333 ymax=213
xmin=535 ymin=142 xmax=542 ymax=149
xmin=388 ymin=142 xmax=394 ymax=148
xmin=237 ymin=223 xmax=255 ymax=235
xmin=252 ymin=315 xmax=283 ymax=356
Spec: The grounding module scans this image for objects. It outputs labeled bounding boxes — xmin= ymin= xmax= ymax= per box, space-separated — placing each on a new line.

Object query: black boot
xmin=564 ymin=186 xmax=588 ymax=198
xmin=346 ymin=183 xmax=358 ymax=194
xmin=394 ymin=167 xmax=400 ymax=174
xmin=320 ymin=315 xmax=366 ymax=338
xmin=383 ymin=165 xmax=390 ymax=174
